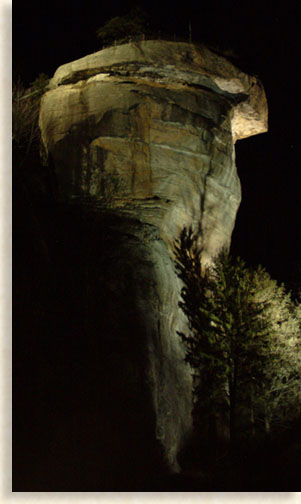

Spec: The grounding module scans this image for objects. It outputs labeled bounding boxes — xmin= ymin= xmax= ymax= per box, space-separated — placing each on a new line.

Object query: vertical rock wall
xmin=39 ymin=40 xmax=268 ymax=486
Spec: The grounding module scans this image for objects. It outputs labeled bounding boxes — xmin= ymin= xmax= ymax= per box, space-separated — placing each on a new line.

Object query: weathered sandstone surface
xmin=39 ymin=40 xmax=268 ymax=485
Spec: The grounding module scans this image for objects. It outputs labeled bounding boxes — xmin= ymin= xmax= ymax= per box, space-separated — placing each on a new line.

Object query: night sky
xmin=13 ymin=0 xmax=300 ymax=284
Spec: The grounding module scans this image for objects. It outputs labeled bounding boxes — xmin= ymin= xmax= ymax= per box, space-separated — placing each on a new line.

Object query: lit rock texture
xmin=39 ymin=40 xmax=268 ymax=482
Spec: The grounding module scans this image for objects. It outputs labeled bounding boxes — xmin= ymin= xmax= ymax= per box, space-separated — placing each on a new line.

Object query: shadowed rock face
xmin=39 ymin=40 xmax=268 ymax=485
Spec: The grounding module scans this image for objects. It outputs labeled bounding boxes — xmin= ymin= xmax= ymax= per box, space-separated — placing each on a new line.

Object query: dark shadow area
xmin=168 ymin=418 xmax=301 ymax=491
xmin=13 ymin=151 xmax=171 ymax=490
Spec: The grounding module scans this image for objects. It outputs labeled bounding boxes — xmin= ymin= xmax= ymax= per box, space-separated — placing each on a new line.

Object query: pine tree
xmin=174 ymin=227 xmax=301 ymax=444
xmin=96 ymin=8 xmax=149 ymax=46
xmin=250 ymin=268 xmax=301 ymax=433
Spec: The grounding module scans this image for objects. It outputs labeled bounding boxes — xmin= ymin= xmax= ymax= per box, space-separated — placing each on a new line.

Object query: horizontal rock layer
xmin=48 ymin=40 xmax=268 ymax=142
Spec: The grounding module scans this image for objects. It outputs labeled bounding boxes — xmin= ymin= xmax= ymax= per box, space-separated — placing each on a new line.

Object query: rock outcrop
xmin=39 ymin=40 xmax=268 ymax=487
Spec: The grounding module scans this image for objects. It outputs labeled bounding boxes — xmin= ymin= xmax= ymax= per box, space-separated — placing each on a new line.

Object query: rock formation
xmin=39 ymin=40 xmax=267 ymax=488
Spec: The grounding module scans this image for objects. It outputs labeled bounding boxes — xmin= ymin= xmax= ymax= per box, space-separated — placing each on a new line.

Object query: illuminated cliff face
xmin=39 ymin=40 xmax=268 ymax=477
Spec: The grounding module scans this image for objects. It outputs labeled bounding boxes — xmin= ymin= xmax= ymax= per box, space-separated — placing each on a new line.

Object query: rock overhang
xmin=47 ymin=40 xmax=268 ymax=142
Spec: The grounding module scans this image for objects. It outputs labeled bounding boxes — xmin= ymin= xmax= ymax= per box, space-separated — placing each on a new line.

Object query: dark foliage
xmin=96 ymin=7 xmax=150 ymax=46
